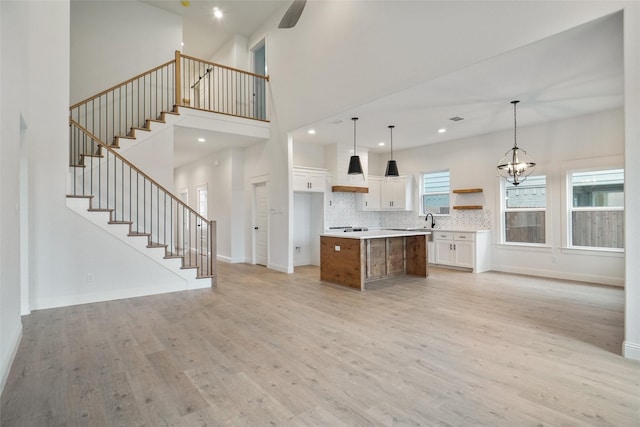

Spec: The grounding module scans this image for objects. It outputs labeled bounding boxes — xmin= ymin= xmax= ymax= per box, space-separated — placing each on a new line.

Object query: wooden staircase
xmin=66 ymin=52 xmax=270 ymax=291
xmin=68 ymin=110 xmax=216 ymax=288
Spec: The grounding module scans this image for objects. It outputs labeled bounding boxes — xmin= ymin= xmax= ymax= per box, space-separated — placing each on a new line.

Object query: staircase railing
xmin=69 ymin=119 xmax=216 ymax=280
xmin=69 ymin=51 xmax=269 ymax=165
xmin=69 ymin=60 xmax=177 ymax=161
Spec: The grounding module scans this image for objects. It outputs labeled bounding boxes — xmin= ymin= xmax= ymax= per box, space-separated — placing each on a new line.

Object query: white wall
xmin=393 ymin=108 xmax=625 ymax=286
xmin=0 ymin=0 xmax=27 ymax=395
xmin=292 ymin=142 xmax=325 ymax=169
xmin=27 ymin=1 xmax=190 ymax=311
xmin=210 ymin=35 xmax=249 ymax=70
xmin=242 ymin=0 xmax=636 ymax=277
xmin=174 ymin=147 xmax=245 ymax=262
xmin=122 ymin=126 xmax=175 ymax=191
xmin=623 ymin=2 xmax=640 ymax=360
xmin=70 ymin=0 xmax=182 ymax=104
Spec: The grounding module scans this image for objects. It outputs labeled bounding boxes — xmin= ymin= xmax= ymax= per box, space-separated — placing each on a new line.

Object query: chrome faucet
xmin=425 ymin=213 xmax=435 ymax=228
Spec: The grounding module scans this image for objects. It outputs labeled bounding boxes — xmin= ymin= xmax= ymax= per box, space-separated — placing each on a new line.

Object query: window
xmin=196 ymin=185 xmax=208 ymax=217
xmin=421 ymin=170 xmax=450 ymax=215
xmin=569 ymin=169 xmax=624 ymax=249
xmin=503 ymin=175 xmax=546 ymax=244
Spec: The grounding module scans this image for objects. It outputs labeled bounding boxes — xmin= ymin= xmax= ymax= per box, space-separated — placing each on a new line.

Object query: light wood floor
xmin=2 ymin=264 xmax=639 ymax=426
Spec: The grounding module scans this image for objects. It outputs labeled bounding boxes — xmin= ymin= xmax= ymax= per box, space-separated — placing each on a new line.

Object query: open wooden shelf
xmin=453 ymin=205 xmax=483 ymax=210
xmin=331 ymin=185 xmax=368 ymax=193
xmin=452 ymin=188 xmax=483 ymax=194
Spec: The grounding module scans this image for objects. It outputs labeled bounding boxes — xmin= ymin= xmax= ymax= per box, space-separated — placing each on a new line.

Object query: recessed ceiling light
xmin=438 ymin=128 xmax=447 ymax=133
xmin=378 ymin=142 xmax=385 ymax=146
xmin=213 ymin=7 xmax=223 ymax=19
xmin=307 ymin=129 xmax=316 ymax=135
xmin=197 ymin=138 xmax=206 ymax=143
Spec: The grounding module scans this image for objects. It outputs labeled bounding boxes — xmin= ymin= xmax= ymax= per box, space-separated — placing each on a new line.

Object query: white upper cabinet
xmin=380 ymin=176 xmax=413 ymax=211
xmin=358 ymin=175 xmax=413 ymax=211
xmin=356 ymin=176 xmax=382 ymax=211
xmin=293 ymin=167 xmax=327 ymax=193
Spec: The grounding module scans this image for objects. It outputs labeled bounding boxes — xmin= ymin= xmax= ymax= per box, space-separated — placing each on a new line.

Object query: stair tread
xmin=67 ymin=195 xmax=94 ymax=199
xmin=128 ymin=232 xmax=151 ymax=236
xmin=69 ymin=164 xmax=86 ymax=168
xmin=88 ymin=208 xmax=113 ymax=212
xmin=131 ymin=127 xmax=151 ymax=132
xmin=108 ymin=221 xmax=132 ymax=225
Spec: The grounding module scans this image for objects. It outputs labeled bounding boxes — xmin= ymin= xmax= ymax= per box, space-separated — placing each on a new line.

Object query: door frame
xmin=251 ymin=175 xmax=269 ymax=266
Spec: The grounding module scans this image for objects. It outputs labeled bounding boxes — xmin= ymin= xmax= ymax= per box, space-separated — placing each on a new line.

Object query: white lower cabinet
xmin=433 ymin=230 xmax=490 ymax=273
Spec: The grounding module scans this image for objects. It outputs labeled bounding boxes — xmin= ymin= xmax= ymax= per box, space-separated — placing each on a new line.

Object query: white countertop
xmin=321 ymin=229 xmax=432 ymax=240
xmin=430 ymin=229 xmax=491 ymax=233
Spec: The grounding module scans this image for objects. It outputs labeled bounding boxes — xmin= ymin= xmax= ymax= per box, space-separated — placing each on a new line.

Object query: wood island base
xmin=320 ymin=233 xmax=429 ymax=290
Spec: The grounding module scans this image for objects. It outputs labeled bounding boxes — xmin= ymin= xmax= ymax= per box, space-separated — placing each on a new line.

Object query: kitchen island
xmin=320 ymin=230 xmax=430 ymax=290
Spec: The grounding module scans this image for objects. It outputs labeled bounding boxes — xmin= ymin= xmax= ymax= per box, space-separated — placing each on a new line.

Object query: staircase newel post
xmin=175 ymin=50 xmax=182 ymax=109
xmin=210 ymin=219 xmax=216 ymax=287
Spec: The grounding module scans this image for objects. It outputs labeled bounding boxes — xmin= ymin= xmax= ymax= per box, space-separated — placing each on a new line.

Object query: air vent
xmin=449 ymin=116 xmax=464 ymax=122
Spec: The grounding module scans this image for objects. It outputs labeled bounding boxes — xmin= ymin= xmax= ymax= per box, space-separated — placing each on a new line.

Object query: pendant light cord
xmin=389 ymin=125 xmax=395 ymax=159
xmin=352 ymin=117 xmax=358 ymax=153
xmin=512 ymin=100 xmax=519 ymax=149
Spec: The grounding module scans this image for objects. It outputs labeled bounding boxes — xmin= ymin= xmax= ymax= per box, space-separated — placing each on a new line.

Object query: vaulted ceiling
xmin=142 ymin=1 xmax=623 ymax=163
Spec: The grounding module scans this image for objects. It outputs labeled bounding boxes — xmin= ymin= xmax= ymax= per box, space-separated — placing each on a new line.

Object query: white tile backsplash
xmin=326 ymin=192 xmax=492 ymax=230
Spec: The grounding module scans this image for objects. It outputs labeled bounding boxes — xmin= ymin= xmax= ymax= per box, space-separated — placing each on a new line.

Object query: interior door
xmin=254 ymin=183 xmax=268 ymax=266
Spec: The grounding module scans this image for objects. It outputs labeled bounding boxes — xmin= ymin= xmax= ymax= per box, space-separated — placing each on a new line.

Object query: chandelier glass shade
xmin=347 ymin=117 xmax=364 ymax=175
xmin=497 ymin=100 xmax=535 ymax=186
xmin=385 ymin=125 xmax=399 ymax=177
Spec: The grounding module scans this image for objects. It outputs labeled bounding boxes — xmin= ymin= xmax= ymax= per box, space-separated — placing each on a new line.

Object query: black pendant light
xmin=385 ymin=125 xmax=399 ymax=177
xmin=348 ymin=117 xmax=363 ymax=175
xmin=496 ymin=100 xmax=536 ymax=186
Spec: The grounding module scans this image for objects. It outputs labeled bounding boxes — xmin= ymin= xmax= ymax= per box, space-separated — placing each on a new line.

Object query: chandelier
xmin=496 ymin=100 xmax=535 ymax=186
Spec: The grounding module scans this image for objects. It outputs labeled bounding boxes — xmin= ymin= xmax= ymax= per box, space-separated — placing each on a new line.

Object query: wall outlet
xmin=87 ymin=273 xmax=95 ymax=283
xmin=335 ymin=245 xmax=341 ymax=251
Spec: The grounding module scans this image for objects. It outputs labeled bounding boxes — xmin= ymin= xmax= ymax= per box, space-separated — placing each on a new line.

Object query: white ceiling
xmin=289 ymin=11 xmax=624 ymax=153
xmin=142 ymin=0 xmax=288 ymax=59
xmin=141 ymin=2 xmax=623 ymax=162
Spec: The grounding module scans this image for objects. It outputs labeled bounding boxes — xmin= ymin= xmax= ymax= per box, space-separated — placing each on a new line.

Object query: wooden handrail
xmin=69 ymin=60 xmax=176 ymax=110
xmin=179 ymin=52 xmax=270 ymax=81
xmin=69 ymin=118 xmax=208 ymax=223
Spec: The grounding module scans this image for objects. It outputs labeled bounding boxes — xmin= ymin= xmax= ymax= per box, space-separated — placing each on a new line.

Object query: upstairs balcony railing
xmin=69 ymin=51 xmax=269 ymax=165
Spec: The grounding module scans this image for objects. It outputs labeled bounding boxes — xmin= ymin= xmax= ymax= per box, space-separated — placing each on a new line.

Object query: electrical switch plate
xmin=335 ymin=245 xmax=341 ymax=251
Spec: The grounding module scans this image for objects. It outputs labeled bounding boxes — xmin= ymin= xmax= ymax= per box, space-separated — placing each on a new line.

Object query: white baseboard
xmin=31 ymin=281 xmax=189 ymax=311
xmin=216 ymin=255 xmax=244 ymax=263
xmin=1 ymin=326 xmax=23 ymax=396
xmin=623 ymin=340 xmax=640 ymax=361
xmin=268 ymin=263 xmax=293 ymax=274
xmin=491 ymin=264 xmax=624 ymax=287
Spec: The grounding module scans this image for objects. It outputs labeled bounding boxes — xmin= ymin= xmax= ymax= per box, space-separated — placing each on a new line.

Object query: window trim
xmin=419 ymin=169 xmax=450 ymax=217
xmin=499 ymin=174 xmax=550 ymax=247
xmin=560 ymin=156 xmax=624 ymax=252
xmin=566 ymin=167 xmax=624 ymax=251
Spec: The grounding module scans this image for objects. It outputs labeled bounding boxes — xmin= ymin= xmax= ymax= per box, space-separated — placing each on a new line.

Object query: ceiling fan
xmin=278 ymin=0 xmax=307 ymax=29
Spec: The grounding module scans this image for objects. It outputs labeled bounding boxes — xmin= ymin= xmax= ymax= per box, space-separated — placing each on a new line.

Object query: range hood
xmin=325 ymin=144 xmax=369 ymax=192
